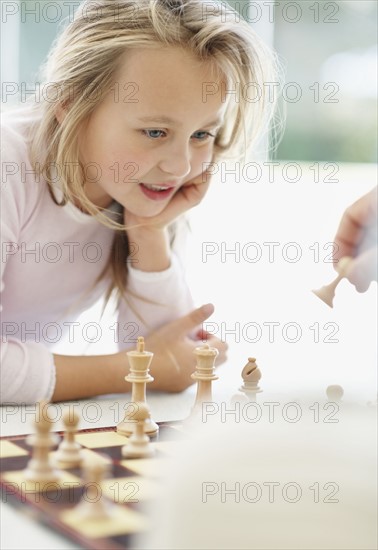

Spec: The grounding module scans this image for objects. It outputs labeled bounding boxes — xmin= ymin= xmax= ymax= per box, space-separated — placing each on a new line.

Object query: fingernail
xmin=201 ymin=303 xmax=214 ymax=317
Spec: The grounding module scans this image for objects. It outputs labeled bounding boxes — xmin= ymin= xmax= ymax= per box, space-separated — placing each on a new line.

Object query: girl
xmin=1 ymin=0 xmax=277 ymax=404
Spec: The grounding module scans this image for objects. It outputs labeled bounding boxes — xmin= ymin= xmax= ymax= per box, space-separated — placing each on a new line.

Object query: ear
xmin=55 ymin=102 xmax=67 ymax=124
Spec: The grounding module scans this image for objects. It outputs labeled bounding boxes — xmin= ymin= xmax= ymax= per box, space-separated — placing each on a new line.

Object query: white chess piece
xmin=54 ymin=409 xmax=83 ymax=468
xmin=24 ymin=401 xmax=61 ymax=483
xmin=239 ymin=357 xmax=262 ymax=402
xmin=312 ymin=256 xmax=353 ymax=308
xmin=122 ymin=402 xmax=155 ymax=459
xmin=117 ymin=337 xmax=158 ymax=436
xmin=326 ymin=385 xmax=344 ymax=402
xmin=76 ymin=460 xmax=112 ymax=520
xmin=191 ymin=343 xmax=219 ymax=415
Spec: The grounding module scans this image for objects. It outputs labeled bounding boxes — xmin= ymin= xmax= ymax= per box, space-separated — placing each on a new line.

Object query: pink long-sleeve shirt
xmin=0 ymin=106 xmax=193 ymax=404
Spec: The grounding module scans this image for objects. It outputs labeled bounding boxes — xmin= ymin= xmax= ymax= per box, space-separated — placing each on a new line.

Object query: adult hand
xmin=333 ymin=187 xmax=377 ymax=292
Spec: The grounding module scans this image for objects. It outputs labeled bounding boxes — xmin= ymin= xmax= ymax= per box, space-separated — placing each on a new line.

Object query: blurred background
xmin=1 ymin=0 xmax=377 ymax=162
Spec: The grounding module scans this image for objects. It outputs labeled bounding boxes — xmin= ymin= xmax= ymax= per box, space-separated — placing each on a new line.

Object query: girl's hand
xmin=124 ymin=168 xmax=212 ymax=232
xmin=52 ymin=305 xmax=226 ymax=401
xmin=141 ymin=303 xmax=228 ymax=392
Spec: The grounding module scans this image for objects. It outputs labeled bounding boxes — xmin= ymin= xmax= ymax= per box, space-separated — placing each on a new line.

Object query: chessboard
xmin=0 ymin=422 xmax=187 ymax=550
xmin=0 ymin=337 xmax=225 ymax=550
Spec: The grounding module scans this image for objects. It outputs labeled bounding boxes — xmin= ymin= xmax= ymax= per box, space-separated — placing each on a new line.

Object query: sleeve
xmin=116 ymin=225 xmax=195 ymax=349
xmin=0 ymin=123 xmax=56 ymax=405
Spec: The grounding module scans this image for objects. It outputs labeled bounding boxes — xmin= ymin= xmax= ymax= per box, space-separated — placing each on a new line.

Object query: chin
xmin=146 ymin=208 xmax=166 ymax=218
xmin=134 ymin=206 xmax=167 ymax=219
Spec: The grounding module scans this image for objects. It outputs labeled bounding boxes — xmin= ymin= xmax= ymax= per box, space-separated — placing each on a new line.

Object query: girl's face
xmin=79 ymin=46 xmax=226 ymax=217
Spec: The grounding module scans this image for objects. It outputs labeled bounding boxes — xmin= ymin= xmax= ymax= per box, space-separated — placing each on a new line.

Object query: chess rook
xmin=239 ymin=357 xmax=262 ymax=402
xmin=191 ymin=343 xmax=219 ymax=414
xmin=117 ymin=337 xmax=159 ymax=436
xmin=23 ymin=400 xmax=61 ymax=483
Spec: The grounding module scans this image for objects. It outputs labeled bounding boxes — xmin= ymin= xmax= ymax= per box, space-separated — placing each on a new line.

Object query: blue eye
xmin=192 ymin=131 xmax=215 ymax=140
xmin=142 ymin=129 xmax=216 ymax=140
xmin=143 ymin=129 xmax=166 ymax=139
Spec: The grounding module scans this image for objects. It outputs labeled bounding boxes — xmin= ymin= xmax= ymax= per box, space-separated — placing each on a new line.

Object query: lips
xmin=139 ymin=182 xmax=176 ymax=201
xmin=142 ymin=183 xmax=173 ymax=191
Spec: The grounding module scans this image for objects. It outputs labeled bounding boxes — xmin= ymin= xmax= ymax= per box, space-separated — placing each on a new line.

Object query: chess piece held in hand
xmin=117 ymin=337 xmax=159 ymax=436
xmin=312 ymin=256 xmax=353 ymax=308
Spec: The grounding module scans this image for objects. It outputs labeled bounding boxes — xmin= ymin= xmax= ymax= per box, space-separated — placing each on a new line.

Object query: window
xmin=273 ymin=0 xmax=377 ymax=162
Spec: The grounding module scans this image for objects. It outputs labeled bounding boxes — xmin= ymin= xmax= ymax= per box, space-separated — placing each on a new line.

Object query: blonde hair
xmin=30 ymin=0 xmax=279 ymax=303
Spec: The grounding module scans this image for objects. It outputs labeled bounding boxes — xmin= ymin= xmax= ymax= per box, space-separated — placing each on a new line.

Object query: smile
xmin=142 ymin=183 xmax=171 ymax=191
xmin=139 ymin=183 xmax=176 ymax=201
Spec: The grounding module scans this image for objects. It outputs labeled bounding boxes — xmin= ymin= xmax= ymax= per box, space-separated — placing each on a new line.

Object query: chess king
xmin=117 ymin=337 xmax=159 ymax=436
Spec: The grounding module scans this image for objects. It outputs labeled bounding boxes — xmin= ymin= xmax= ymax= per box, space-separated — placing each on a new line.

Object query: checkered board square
xmin=0 ymin=422 xmax=186 ymax=550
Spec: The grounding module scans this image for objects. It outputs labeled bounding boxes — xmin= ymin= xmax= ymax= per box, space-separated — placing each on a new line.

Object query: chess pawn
xmin=122 ymin=402 xmax=155 ymax=459
xmin=117 ymin=337 xmax=159 ymax=436
xmin=326 ymin=385 xmax=344 ymax=403
xmin=24 ymin=401 xmax=61 ymax=483
xmin=76 ymin=460 xmax=112 ymax=520
xmin=239 ymin=357 xmax=262 ymax=402
xmin=191 ymin=343 xmax=219 ymax=415
xmin=54 ymin=409 xmax=83 ymax=468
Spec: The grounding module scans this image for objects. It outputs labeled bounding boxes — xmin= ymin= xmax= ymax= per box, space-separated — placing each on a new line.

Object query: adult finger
xmin=333 ymin=187 xmax=377 ymax=265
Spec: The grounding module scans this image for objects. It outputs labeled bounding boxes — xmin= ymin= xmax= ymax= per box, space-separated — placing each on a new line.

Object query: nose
xmin=158 ymin=140 xmax=191 ymax=179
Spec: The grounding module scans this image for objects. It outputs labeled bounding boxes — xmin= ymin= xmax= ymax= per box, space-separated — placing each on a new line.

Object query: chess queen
xmin=1 ymin=0 xmax=277 ymax=404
